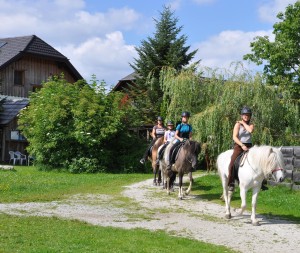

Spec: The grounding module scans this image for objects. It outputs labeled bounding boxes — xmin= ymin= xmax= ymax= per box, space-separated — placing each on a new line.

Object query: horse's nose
xmin=279 ymin=177 xmax=284 ymax=182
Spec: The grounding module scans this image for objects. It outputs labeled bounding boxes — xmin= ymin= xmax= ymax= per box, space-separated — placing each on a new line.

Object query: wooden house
xmin=0 ymin=35 xmax=83 ymax=162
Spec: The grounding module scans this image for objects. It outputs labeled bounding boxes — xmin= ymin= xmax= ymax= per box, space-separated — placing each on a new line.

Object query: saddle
xmin=158 ymin=142 xmax=168 ymax=160
xmin=170 ymin=142 xmax=185 ymax=164
xmin=233 ymin=151 xmax=248 ymax=181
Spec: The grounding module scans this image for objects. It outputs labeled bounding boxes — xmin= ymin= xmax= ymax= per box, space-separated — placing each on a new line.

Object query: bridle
xmin=271 ymin=167 xmax=283 ymax=173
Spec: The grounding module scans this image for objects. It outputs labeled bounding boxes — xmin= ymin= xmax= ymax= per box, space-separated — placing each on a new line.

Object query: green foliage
xmin=160 ymin=66 xmax=299 ymax=163
xmin=243 ymin=2 xmax=300 ymax=101
xmin=18 ymin=75 xmax=134 ymax=172
xmin=130 ymin=5 xmax=198 ymax=122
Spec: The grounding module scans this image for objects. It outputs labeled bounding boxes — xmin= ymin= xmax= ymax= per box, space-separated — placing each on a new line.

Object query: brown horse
xmin=148 ymin=136 xmax=164 ymax=186
xmin=161 ymin=140 xmax=201 ymax=199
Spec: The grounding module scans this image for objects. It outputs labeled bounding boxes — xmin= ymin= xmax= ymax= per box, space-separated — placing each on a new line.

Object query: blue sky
xmin=0 ymin=0 xmax=297 ymax=87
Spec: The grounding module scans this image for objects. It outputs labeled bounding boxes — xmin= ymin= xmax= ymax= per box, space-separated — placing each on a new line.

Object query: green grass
xmin=0 ymin=214 xmax=235 ymax=253
xmin=0 ymin=167 xmax=236 ymax=253
xmin=0 ymin=166 xmax=152 ymax=203
xmin=192 ymin=172 xmax=300 ymax=222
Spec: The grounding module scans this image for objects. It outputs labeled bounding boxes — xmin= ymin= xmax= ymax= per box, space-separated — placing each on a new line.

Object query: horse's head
xmin=183 ymin=140 xmax=201 ymax=168
xmin=269 ymin=147 xmax=285 ymax=183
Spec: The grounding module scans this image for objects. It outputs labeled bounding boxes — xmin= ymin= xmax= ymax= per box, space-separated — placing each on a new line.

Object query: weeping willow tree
xmin=159 ymin=65 xmax=202 ymax=121
xmin=160 ymin=66 xmax=299 ymax=166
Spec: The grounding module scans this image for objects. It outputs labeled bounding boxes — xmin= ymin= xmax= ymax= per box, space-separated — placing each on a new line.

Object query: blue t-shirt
xmin=176 ymin=123 xmax=192 ymax=139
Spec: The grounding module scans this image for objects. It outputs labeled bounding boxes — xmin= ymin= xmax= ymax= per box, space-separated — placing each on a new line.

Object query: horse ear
xmin=268 ymin=148 xmax=273 ymax=156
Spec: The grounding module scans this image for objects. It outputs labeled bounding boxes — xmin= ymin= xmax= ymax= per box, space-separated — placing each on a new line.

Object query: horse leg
xmin=178 ymin=173 xmax=184 ymax=200
xmin=185 ymin=171 xmax=193 ymax=195
xmin=236 ymin=187 xmax=247 ymax=216
xmin=250 ymin=187 xmax=260 ymax=226
xmin=222 ymin=176 xmax=232 ymax=219
xmin=157 ymin=165 xmax=162 ymax=185
xmin=153 ymin=166 xmax=157 ymax=186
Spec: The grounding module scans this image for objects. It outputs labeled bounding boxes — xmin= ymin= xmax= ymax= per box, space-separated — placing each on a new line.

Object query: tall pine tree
xmin=130 ymin=5 xmax=198 ymax=123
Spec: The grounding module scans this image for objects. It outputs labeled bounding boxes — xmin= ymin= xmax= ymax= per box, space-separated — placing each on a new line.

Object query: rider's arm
xmin=175 ymin=129 xmax=183 ymax=142
xmin=238 ymin=121 xmax=254 ymax=133
xmin=163 ymin=131 xmax=168 ymax=143
xmin=151 ymin=126 xmax=156 ymax=139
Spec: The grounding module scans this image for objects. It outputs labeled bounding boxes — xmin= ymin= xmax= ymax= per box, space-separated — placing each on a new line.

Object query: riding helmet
xmin=181 ymin=111 xmax=190 ymax=117
xmin=167 ymin=120 xmax=174 ymax=125
xmin=157 ymin=116 xmax=163 ymax=121
xmin=240 ymin=106 xmax=252 ymax=115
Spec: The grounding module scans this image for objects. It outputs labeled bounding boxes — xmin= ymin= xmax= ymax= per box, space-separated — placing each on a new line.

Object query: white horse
xmin=217 ymin=145 xmax=285 ymax=226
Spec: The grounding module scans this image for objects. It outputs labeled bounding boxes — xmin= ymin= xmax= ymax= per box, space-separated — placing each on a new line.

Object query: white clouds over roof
xmin=0 ymin=0 xmax=298 ymax=85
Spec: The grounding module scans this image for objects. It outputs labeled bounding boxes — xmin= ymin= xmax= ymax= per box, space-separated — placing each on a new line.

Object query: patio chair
xmin=9 ymin=151 xmax=18 ymax=165
xmin=14 ymin=151 xmax=27 ymax=165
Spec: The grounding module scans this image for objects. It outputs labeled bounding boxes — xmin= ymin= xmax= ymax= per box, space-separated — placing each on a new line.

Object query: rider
xmin=140 ymin=116 xmax=166 ymax=164
xmin=228 ymin=106 xmax=254 ymax=191
xmin=164 ymin=120 xmax=176 ymax=144
xmin=166 ymin=112 xmax=193 ymax=173
xmin=156 ymin=120 xmax=175 ymax=163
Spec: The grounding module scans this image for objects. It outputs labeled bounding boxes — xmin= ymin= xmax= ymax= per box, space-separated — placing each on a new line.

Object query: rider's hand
xmin=241 ymin=145 xmax=248 ymax=151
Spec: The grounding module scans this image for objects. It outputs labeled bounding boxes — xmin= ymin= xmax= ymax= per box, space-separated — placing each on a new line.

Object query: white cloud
xmin=57 ymin=32 xmax=137 ymax=86
xmin=194 ymin=29 xmax=274 ymax=72
xmin=0 ymin=0 xmax=141 ymax=45
xmin=0 ymin=0 xmax=141 ymax=85
xmin=258 ymin=0 xmax=298 ymax=23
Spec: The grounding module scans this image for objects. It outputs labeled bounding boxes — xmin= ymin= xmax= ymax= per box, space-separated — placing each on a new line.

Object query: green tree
xmin=18 ymin=75 xmax=132 ymax=172
xmin=130 ymin=5 xmax=198 ymax=122
xmin=244 ymin=2 xmax=300 ymax=101
xmin=160 ymin=67 xmax=299 ymax=165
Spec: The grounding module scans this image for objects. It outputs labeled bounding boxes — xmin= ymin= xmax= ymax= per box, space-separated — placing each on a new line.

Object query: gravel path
xmin=0 ymin=176 xmax=299 ymax=253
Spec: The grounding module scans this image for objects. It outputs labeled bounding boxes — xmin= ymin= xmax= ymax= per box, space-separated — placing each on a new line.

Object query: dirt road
xmin=0 ymin=177 xmax=299 ymax=253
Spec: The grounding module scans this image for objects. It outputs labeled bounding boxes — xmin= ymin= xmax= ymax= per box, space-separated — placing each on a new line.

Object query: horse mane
xmin=249 ymin=145 xmax=285 ymax=177
xmin=184 ymin=140 xmax=201 ymax=155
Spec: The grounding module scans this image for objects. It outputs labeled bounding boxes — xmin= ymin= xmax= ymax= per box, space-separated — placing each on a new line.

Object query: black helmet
xmin=157 ymin=116 xmax=163 ymax=121
xmin=167 ymin=120 xmax=174 ymax=125
xmin=240 ymin=106 xmax=252 ymax=115
xmin=181 ymin=111 xmax=190 ymax=117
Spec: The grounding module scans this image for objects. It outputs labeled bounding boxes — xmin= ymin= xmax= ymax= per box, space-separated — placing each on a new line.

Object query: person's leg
xmin=228 ymin=144 xmax=242 ymax=190
xmin=140 ymin=139 xmax=156 ymax=164
xmin=166 ymin=141 xmax=180 ymax=171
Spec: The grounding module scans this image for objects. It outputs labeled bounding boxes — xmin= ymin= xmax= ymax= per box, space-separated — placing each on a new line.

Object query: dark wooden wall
xmin=0 ymin=55 xmax=77 ymax=98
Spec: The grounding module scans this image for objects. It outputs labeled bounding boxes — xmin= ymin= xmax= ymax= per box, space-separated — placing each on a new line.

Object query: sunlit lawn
xmin=0 ymin=166 xmax=237 ymax=253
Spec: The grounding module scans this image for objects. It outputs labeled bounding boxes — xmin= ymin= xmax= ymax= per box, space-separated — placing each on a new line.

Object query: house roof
xmin=112 ymin=72 xmax=138 ymax=91
xmin=0 ymin=35 xmax=82 ymax=80
xmin=0 ymin=95 xmax=29 ymax=126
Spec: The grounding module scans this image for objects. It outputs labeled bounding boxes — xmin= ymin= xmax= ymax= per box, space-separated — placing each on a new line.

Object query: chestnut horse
xmin=148 ymin=137 xmax=164 ymax=186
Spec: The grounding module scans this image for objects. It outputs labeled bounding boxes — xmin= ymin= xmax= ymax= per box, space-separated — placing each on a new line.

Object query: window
xmin=14 ymin=70 xmax=24 ymax=85
xmin=11 ymin=130 xmax=26 ymax=141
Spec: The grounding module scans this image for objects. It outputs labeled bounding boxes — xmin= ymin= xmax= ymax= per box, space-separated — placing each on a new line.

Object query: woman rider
xmin=140 ymin=116 xmax=165 ymax=164
xmin=228 ymin=106 xmax=254 ymax=191
xmin=166 ymin=111 xmax=192 ymax=172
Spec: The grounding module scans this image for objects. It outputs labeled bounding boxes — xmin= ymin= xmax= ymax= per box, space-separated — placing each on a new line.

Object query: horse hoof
xmin=252 ymin=221 xmax=260 ymax=226
xmin=225 ymin=214 xmax=231 ymax=219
